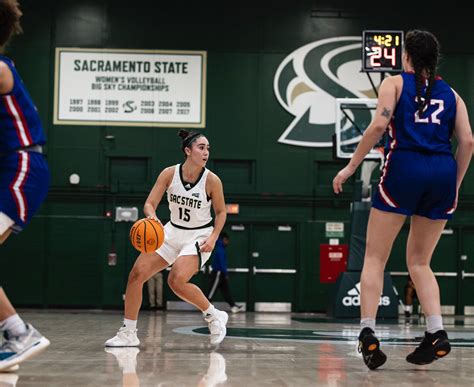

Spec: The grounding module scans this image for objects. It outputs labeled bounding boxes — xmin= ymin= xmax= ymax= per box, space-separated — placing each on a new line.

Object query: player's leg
xmin=407 ymin=218 xmax=445 ymax=316
xmin=0 ymin=158 xmax=50 ymax=370
xmin=0 ymin=288 xmax=16 ymax=321
xmin=168 ymin=255 xmax=228 ymax=345
xmin=0 ymin=229 xmax=12 ymax=245
xmin=124 ymin=253 xmax=169 ymax=320
xmin=105 ymin=252 xmax=169 ymax=347
xmin=358 ymin=207 xmax=406 ymax=370
xmin=168 ymin=255 xmax=209 ymax=310
xmin=0 ymin=288 xmax=50 ymax=371
xmin=0 ymin=212 xmax=14 ymax=245
xmin=405 ymin=215 xmax=450 ymax=364
xmin=361 ymin=208 xmax=406 ymax=318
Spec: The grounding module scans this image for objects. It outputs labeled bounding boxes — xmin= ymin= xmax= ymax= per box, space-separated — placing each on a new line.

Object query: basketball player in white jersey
xmin=105 ymin=130 xmax=228 ymax=347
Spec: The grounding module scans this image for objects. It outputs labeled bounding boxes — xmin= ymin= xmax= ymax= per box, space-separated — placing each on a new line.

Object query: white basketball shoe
xmin=204 ymin=310 xmax=228 ymax=345
xmin=105 ymin=327 xmax=140 ymax=347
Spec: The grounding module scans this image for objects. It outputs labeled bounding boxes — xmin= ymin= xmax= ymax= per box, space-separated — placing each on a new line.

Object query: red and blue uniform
xmin=0 ymin=55 xmax=49 ymax=232
xmin=373 ymin=72 xmax=457 ymax=219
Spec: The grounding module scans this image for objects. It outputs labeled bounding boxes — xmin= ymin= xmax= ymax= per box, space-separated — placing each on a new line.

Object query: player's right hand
xmin=333 ymin=165 xmax=356 ymax=194
xmin=147 ymin=214 xmax=161 ymax=224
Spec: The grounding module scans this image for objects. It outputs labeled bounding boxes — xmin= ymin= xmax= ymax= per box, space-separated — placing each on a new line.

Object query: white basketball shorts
xmin=156 ymin=222 xmax=213 ymax=268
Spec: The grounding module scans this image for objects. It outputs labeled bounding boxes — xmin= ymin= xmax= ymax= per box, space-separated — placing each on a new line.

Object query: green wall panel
xmin=45 ymin=218 xmax=104 ymax=307
xmin=0 ymin=218 xmax=48 ymax=306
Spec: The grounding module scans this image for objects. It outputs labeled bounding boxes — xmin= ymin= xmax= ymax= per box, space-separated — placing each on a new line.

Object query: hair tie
xmin=183 ymin=132 xmax=202 ymax=149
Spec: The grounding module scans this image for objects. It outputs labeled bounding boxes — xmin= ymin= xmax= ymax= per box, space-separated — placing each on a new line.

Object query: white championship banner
xmin=54 ymin=48 xmax=206 ymax=127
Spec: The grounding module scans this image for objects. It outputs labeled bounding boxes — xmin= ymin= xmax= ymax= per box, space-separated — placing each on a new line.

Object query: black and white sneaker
xmin=406 ymin=330 xmax=451 ymax=365
xmin=358 ymin=327 xmax=387 ymax=370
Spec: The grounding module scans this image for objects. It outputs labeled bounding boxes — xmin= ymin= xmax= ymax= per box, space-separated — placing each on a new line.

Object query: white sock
xmin=405 ymin=305 xmax=413 ymax=313
xmin=203 ymin=304 xmax=216 ymax=317
xmin=0 ymin=314 xmax=27 ymax=336
xmin=360 ymin=318 xmax=376 ymax=333
xmin=426 ymin=315 xmax=443 ymax=333
xmin=123 ymin=318 xmax=137 ymax=331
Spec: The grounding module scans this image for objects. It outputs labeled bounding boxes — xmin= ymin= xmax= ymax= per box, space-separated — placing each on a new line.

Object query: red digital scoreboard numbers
xmin=362 ymin=30 xmax=404 ymax=72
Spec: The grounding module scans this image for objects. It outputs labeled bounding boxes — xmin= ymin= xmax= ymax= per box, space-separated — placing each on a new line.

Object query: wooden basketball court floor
xmin=1 ymin=309 xmax=473 ymax=386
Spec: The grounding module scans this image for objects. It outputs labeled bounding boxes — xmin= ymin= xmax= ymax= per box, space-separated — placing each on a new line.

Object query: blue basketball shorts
xmin=0 ymin=150 xmax=50 ymax=232
xmin=372 ymin=149 xmax=457 ymax=220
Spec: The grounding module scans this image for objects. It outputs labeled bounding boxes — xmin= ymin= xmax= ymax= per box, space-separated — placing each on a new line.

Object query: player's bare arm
xmin=0 ymin=61 xmax=14 ymax=94
xmin=452 ymin=92 xmax=474 ymax=192
xmin=143 ymin=167 xmax=174 ymax=221
xmin=200 ymin=172 xmax=226 ymax=253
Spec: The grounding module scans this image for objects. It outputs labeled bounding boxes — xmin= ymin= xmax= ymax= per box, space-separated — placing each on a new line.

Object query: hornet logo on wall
xmin=273 ymin=36 xmax=380 ymax=147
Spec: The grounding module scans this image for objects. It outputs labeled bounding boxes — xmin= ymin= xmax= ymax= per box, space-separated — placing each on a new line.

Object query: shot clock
xmin=362 ymin=30 xmax=404 ymax=72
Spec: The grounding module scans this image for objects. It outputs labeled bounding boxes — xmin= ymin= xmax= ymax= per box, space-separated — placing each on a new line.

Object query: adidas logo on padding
xmin=342 ymin=282 xmax=390 ymax=307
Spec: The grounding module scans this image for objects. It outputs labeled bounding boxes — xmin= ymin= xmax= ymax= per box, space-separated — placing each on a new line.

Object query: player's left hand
xmin=199 ymin=236 xmax=217 ymax=253
xmin=333 ymin=165 xmax=356 ymax=194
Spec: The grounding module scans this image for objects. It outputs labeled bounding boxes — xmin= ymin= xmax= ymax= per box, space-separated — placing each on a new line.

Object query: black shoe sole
xmin=406 ymin=341 xmax=451 ymax=365
xmin=359 ymin=336 xmax=387 ymax=370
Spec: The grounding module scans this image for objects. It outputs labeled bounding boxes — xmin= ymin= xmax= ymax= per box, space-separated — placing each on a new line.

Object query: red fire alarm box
xmin=320 ymin=244 xmax=348 ymax=283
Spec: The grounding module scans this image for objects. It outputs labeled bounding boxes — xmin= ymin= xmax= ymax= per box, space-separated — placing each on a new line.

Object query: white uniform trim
xmin=11 ymin=151 xmax=30 ymax=221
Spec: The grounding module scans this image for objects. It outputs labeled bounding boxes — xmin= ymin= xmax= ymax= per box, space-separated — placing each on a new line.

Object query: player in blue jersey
xmin=333 ymin=30 xmax=473 ymax=369
xmin=0 ymin=0 xmax=50 ymax=372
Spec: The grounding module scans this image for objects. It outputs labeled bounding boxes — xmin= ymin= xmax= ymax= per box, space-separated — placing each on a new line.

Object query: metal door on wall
xmin=250 ymin=224 xmax=297 ymax=312
xmin=460 ymin=227 xmax=474 ymax=315
xmin=226 ymin=223 xmax=298 ymax=312
xmin=224 ymin=224 xmax=251 ymax=307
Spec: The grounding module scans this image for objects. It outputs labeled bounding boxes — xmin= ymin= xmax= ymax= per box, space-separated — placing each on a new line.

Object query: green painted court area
xmin=191 ymin=325 xmax=474 ymax=347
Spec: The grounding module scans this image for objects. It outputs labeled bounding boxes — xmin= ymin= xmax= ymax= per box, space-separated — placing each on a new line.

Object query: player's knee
xmin=167 ymin=274 xmax=184 ymax=291
xmin=128 ymin=266 xmax=148 ymax=285
xmin=407 ymin=261 xmax=429 ymax=277
xmin=167 ymin=274 xmax=178 ymax=290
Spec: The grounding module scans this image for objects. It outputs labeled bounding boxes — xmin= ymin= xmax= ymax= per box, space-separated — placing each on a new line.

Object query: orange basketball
xmin=129 ymin=218 xmax=165 ymax=253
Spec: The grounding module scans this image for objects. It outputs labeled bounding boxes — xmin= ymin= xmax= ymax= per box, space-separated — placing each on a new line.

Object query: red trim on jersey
xmin=8 ymin=152 xmax=30 ymax=222
xmin=11 ymin=95 xmax=33 ymax=145
xmin=2 ymin=95 xmax=31 ymax=147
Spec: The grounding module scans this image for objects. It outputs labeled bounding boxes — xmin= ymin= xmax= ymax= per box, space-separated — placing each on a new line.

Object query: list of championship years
xmin=54 ymin=49 xmax=206 ymax=127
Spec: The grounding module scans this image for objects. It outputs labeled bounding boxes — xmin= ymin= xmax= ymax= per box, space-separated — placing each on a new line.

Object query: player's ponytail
xmin=405 ymin=30 xmax=440 ymax=117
